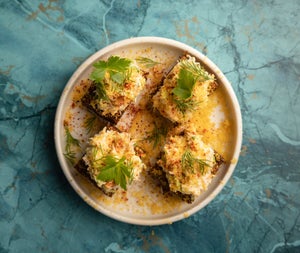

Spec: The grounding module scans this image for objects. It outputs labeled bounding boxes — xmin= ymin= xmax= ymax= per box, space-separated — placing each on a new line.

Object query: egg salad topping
xmin=90 ymin=56 xmax=146 ymax=116
xmin=152 ymin=55 xmax=216 ymax=123
xmin=158 ymin=129 xmax=217 ymax=196
xmin=83 ymin=127 xmax=145 ymax=190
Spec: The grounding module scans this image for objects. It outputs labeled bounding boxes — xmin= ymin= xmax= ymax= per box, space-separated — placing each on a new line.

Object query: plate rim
xmin=54 ymin=36 xmax=243 ymax=225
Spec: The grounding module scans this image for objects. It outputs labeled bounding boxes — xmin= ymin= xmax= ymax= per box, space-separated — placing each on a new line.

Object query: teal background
xmin=1 ymin=0 xmax=299 ymax=252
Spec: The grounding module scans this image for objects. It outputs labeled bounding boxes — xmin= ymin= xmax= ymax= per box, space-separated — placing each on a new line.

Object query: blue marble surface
xmin=1 ymin=0 xmax=300 ymax=252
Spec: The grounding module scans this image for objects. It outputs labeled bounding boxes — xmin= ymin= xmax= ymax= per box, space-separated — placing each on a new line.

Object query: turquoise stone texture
xmin=1 ymin=0 xmax=299 ymax=252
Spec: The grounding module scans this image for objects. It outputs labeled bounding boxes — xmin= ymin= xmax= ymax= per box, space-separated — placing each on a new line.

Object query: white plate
xmin=54 ymin=37 xmax=242 ymax=225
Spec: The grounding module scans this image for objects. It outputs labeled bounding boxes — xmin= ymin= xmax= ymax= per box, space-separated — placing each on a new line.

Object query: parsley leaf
xmin=90 ymin=68 xmax=106 ymax=83
xmin=172 ymin=58 xmax=215 ymax=112
xmin=96 ymin=155 xmax=133 ymax=190
xmin=90 ymin=56 xmax=132 ymax=84
xmin=173 ymin=68 xmax=196 ymax=100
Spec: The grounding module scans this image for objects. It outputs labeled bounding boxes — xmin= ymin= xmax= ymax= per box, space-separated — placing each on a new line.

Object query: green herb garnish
xmin=180 ymin=59 xmax=214 ymax=82
xmin=181 ymin=150 xmax=211 ymax=174
xmin=90 ymin=56 xmax=132 ymax=84
xmin=96 ymin=155 xmax=133 ymax=190
xmin=63 ymin=150 xmax=77 ymax=164
xmin=172 ymin=68 xmax=198 ymax=113
xmin=63 ymin=127 xmax=80 ymax=164
xmin=173 ymin=68 xmax=197 ymax=100
xmin=173 ymin=97 xmax=197 ymax=113
xmin=145 ymin=124 xmax=168 ymax=148
xmin=84 ymin=115 xmax=97 ymax=134
xmin=136 ymin=57 xmax=160 ymax=68
xmin=89 ymin=56 xmax=132 ymax=101
xmin=95 ymin=80 xmax=108 ymax=100
xmin=172 ymin=58 xmax=215 ymax=112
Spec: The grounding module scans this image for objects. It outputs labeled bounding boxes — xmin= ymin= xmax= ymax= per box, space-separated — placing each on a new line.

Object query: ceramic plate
xmin=54 ymin=37 xmax=242 ymax=225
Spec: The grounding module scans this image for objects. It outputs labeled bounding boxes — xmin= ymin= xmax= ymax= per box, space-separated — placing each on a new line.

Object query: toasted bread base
xmin=149 ymin=151 xmax=225 ymax=204
xmin=74 ymin=157 xmax=117 ymax=197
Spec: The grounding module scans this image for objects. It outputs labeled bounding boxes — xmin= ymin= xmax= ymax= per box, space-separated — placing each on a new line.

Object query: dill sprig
xmin=145 ymin=124 xmax=168 ymax=148
xmin=181 ymin=150 xmax=211 ymax=174
xmin=84 ymin=115 xmax=97 ymax=134
xmin=95 ymin=81 xmax=109 ymax=101
xmin=173 ymin=96 xmax=198 ymax=113
xmin=63 ymin=127 xmax=80 ymax=164
xmin=63 ymin=151 xmax=77 ymax=164
xmin=180 ymin=59 xmax=215 ymax=82
xmin=136 ymin=57 xmax=160 ymax=68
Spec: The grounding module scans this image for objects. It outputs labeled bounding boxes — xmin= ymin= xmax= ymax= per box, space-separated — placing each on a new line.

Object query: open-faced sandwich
xmin=152 ymin=55 xmax=218 ymax=123
xmin=151 ymin=127 xmax=224 ymax=203
xmin=75 ymin=127 xmax=145 ymax=196
xmin=81 ymin=56 xmax=146 ymax=124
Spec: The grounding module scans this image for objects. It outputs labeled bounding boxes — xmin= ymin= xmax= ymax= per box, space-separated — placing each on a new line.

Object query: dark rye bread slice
xmin=149 ymin=151 xmax=225 ymax=204
xmin=81 ymin=81 xmax=126 ymax=125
